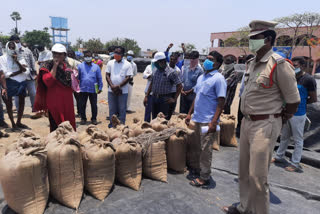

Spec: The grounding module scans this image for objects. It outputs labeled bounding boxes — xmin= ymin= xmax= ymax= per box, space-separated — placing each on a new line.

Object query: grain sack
xmin=82 ymin=139 xmax=115 ymax=201
xmin=0 ymin=138 xmax=49 ymax=214
xmin=142 ymin=141 xmax=167 ymax=182
xmin=113 ymin=138 xmax=142 ymax=191
xmin=212 ymin=131 xmax=221 ymax=151
xmin=45 ymin=121 xmax=77 ymax=145
xmin=46 ymin=137 xmax=84 ymax=209
xmin=166 ymin=129 xmax=187 ymax=172
xmin=107 ymin=128 xmax=123 ymax=141
xmin=220 ymin=114 xmax=238 ymax=147
xmin=79 ymin=125 xmax=100 ymax=143
xmin=5 ymin=130 xmax=42 ymax=155
xmin=81 ymin=130 xmax=109 ymax=145
xmin=185 ymin=129 xmax=200 ymax=170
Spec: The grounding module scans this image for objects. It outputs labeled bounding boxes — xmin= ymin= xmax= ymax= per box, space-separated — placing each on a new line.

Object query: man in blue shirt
xmin=164 ymin=43 xmax=186 ymax=70
xmin=77 ymin=50 xmax=103 ymax=125
xmin=180 ymin=51 xmax=203 ymax=114
xmin=273 ymin=56 xmax=317 ymax=172
xmin=185 ymin=51 xmax=227 ymax=187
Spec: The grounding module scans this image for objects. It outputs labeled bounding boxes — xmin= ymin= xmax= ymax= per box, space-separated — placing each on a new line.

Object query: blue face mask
xmin=203 ymin=59 xmax=214 ymax=71
xmin=127 ymin=56 xmax=133 ymax=61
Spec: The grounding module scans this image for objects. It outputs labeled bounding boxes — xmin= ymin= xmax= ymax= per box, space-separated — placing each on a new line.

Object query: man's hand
xmin=181 ymin=43 xmax=185 ymax=49
xmin=53 ymin=58 xmax=60 ymax=67
xmin=208 ymin=121 xmax=218 ymax=133
xmin=185 ymin=114 xmax=191 ymax=126
xmin=166 ymin=97 xmax=176 ymax=104
xmin=111 ymin=85 xmax=121 ymax=94
xmin=98 ymin=90 xmax=102 ymax=94
xmin=12 ymin=54 xmax=18 ymax=62
xmin=282 ymin=112 xmax=294 ymax=124
xmin=143 ymin=96 xmax=148 ymax=107
xmin=181 ymin=90 xmax=187 ymax=96
xmin=1 ymin=89 xmax=7 ymax=100
xmin=168 ymin=43 xmax=174 ymax=49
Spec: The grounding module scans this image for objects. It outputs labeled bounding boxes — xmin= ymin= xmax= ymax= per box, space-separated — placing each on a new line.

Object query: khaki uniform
xmin=194 ymin=122 xmax=219 ymax=180
xmin=238 ymin=50 xmax=300 ymax=214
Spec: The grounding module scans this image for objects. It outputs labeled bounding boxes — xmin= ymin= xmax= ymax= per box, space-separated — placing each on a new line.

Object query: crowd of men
xmin=0 ymin=19 xmax=318 ymax=214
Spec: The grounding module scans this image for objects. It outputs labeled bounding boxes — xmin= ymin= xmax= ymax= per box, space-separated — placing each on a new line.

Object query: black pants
xmin=48 ymin=111 xmax=58 ymax=132
xmin=73 ymin=92 xmax=81 ymax=115
xmin=79 ymin=92 xmax=98 ymax=121
xmin=152 ymin=93 xmax=174 ymax=120
xmin=180 ymin=92 xmax=196 ymax=114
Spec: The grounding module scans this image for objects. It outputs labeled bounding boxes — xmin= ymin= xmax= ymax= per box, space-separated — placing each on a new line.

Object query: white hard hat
xmin=51 ymin=43 xmax=67 ymax=53
xmin=127 ymin=50 xmax=134 ymax=55
xmin=152 ymin=52 xmax=166 ymax=62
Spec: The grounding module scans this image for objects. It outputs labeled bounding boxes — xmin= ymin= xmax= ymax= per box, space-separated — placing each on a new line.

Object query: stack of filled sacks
xmin=80 ymin=126 xmax=116 ymax=201
xmin=45 ymin=121 xmax=84 ymax=210
xmin=112 ymin=137 xmax=142 ymax=191
xmin=0 ymin=132 xmax=49 ymax=214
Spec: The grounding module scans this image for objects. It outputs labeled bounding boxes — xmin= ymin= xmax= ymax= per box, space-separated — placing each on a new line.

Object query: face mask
xmin=16 ymin=42 xmax=22 ymax=49
xmin=151 ymin=62 xmax=157 ymax=72
xmin=294 ymin=67 xmax=301 ymax=74
xmin=109 ymin=52 xmax=114 ymax=57
xmin=155 ymin=61 xmax=167 ymax=71
xmin=203 ymin=59 xmax=214 ymax=71
xmin=84 ymin=57 xmax=92 ymax=63
xmin=249 ymin=39 xmax=265 ymax=53
xmin=127 ymin=56 xmax=133 ymax=61
xmin=7 ymin=49 xmax=16 ymax=56
xmin=184 ymin=59 xmax=191 ymax=67
xmin=114 ymin=54 xmax=122 ymax=61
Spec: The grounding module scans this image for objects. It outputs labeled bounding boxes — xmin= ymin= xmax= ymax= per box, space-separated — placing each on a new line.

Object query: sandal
xmin=222 ymin=205 xmax=241 ymax=214
xmin=190 ymin=178 xmax=210 ymax=187
xmin=16 ymin=123 xmax=29 ymax=129
xmin=285 ymin=165 xmax=302 ymax=173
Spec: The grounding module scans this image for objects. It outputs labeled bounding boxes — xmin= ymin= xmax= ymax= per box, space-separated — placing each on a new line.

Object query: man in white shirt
xmin=0 ymin=41 xmax=29 ymax=130
xmin=105 ymin=46 xmax=133 ymax=127
xmin=126 ymin=50 xmax=138 ymax=113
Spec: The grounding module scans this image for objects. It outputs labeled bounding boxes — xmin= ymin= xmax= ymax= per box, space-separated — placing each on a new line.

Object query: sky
xmin=1 ymin=0 xmax=319 ymax=52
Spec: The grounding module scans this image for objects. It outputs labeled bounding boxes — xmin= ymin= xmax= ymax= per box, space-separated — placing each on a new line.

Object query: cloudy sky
xmin=1 ymin=0 xmax=319 ymax=52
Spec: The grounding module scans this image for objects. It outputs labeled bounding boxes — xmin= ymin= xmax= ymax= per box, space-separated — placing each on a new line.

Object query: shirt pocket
xmin=120 ymin=70 xmax=126 ymax=77
xmin=256 ymin=73 xmax=271 ymax=88
xmin=200 ymin=82 xmax=212 ymax=95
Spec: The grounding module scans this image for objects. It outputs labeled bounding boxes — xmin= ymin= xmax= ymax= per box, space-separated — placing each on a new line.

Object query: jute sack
xmin=79 ymin=125 xmax=100 ymax=143
xmin=220 ymin=114 xmax=238 ymax=147
xmin=82 ymin=139 xmax=115 ymax=201
xmin=81 ymin=130 xmax=109 ymax=145
xmin=5 ymin=130 xmax=42 ymax=155
xmin=185 ymin=129 xmax=200 ymax=170
xmin=46 ymin=137 xmax=84 ymax=209
xmin=142 ymin=141 xmax=167 ymax=182
xmin=45 ymin=121 xmax=76 ymax=145
xmin=113 ymin=138 xmax=142 ymax=191
xmin=151 ymin=113 xmax=168 ymax=132
xmin=0 ymin=138 xmax=49 ymax=214
xmin=212 ymin=131 xmax=221 ymax=151
xmin=166 ymin=129 xmax=187 ymax=173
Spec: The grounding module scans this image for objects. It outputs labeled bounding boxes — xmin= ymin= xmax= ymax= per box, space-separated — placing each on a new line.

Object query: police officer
xmin=223 ymin=20 xmax=300 ymax=214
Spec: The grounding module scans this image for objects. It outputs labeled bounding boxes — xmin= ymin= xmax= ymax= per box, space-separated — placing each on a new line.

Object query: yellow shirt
xmin=241 ymin=50 xmax=300 ymax=115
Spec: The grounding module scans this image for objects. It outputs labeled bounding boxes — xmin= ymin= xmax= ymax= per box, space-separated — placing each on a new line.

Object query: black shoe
xmin=80 ymin=120 xmax=87 ymax=125
xmin=0 ymin=120 xmax=9 ymax=128
xmin=91 ymin=120 xmax=98 ymax=125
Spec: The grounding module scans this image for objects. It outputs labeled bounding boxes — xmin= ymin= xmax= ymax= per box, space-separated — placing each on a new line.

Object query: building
xmin=210 ymin=26 xmax=320 ymax=65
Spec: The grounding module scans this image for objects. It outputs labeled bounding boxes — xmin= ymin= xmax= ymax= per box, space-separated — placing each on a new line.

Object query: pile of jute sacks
xmin=0 ymin=113 xmax=237 ymax=214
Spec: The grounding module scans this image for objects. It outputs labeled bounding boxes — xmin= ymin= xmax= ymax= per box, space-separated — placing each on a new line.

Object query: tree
xmin=84 ymin=38 xmax=104 ymax=52
xmin=0 ymin=35 xmax=10 ymax=47
xmin=227 ymin=27 xmax=250 ymax=55
xmin=275 ymin=12 xmax=320 ymax=69
xmin=179 ymin=43 xmax=196 ymax=52
xmin=23 ymin=30 xmax=51 ymax=48
xmin=72 ymin=37 xmax=84 ymax=50
xmin=10 ymin=11 xmax=22 ymax=35
xmin=224 ymin=37 xmax=239 ymax=47
xmin=105 ymin=38 xmax=141 ymax=55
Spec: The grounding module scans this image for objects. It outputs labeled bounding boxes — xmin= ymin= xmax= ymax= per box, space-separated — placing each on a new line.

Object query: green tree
xmin=23 ymin=30 xmax=51 ymax=48
xmin=10 ymin=11 xmax=22 ymax=35
xmin=0 ymin=35 xmax=10 ymax=47
xmin=229 ymin=26 xmax=250 ymax=55
xmin=84 ymin=38 xmax=104 ymax=52
xmin=179 ymin=43 xmax=196 ymax=52
xmin=105 ymin=38 xmax=141 ymax=56
xmin=224 ymin=37 xmax=239 ymax=47
xmin=275 ymin=12 xmax=320 ymax=69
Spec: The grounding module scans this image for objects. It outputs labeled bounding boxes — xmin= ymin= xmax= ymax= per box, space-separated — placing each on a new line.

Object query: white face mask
xmin=7 ymin=49 xmax=16 ymax=56
xmin=16 ymin=42 xmax=22 ymax=49
xmin=84 ymin=57 xmax=92 ymax=63
xmin=249 ymin=39 xmax=266 ymax=53
xmin=294 ymin=67 xmax=301 ymax=74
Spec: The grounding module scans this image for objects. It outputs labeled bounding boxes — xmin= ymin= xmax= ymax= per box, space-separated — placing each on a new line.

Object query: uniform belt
xmin=244 ymin=114 xmax=282 ymax=121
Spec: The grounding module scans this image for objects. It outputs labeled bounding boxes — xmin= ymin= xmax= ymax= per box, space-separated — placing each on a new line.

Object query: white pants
xmin=275 ymin=114 xmax=306 ymax=167
xmin=127 ymin=84 xmax=133 ymax=111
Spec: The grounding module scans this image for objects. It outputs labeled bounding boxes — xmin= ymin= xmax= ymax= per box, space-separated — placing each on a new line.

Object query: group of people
xmin=0 ymin=19 xmax=318 ymax=214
